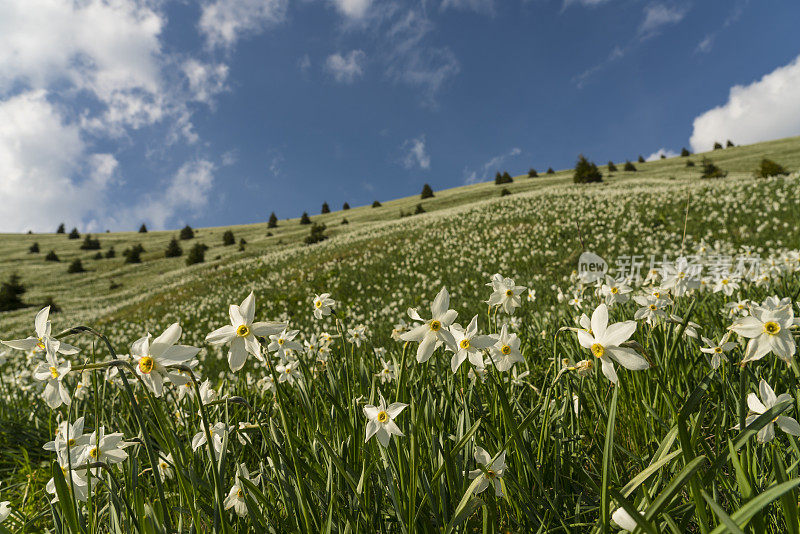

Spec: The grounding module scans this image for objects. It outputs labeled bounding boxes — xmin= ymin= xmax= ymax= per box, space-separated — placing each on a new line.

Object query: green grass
xmin=0 ymin=136 xmax=799 ymax=532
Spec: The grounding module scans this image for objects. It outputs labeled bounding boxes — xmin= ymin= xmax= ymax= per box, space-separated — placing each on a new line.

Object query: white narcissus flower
xmin=742 ymin=379 xmax=800 ymax=443
xmin=399 ymin=287 xmax=457 ymax=363
xmin=275 ymin=360 xmax=301 ymax=385
xmin=712 ymin=273 xmax=740 ymax=296
xmin=600 ymin=276 xmax=632 ymax=306
xmin=363 ymin=394 xmax=407 ymax=447
xmin=668 ymin=314 xmax=700 ymax=339
xmin=33 ymin=339 xmax=72 ymax=409
xmin=729 ymin=302 xmax=796 ymax=364
xmin=577 ymin=304 xmax=648 ymax=384
xmin=131 ymin=324 xmax=200 ymax=397
xmin=376 ymin=359 xmax=395 ymax=383
xmin=486 ymin=274 xmax=526 ymax=315
xmin=632 ymin=295 xmax=666 ymax=325
xmin=312 ymin=293 xmax=336 ymax=319
xmin=347 ymin=325 xmax=367 ymax=347
xmin=268 ymin=328 xmax=303 ymax=360
xmin=45 ymin=449 xmax=94 ymax=503
xmin=192 ymin=422 xmax=232 ymax=458
xmin=611 ymin=506 xmax=642 ymax=531
xmin=44 ymin=417 xmax=90 ymax=458
xmin=700 ymin=333 xmax=737 ymax=369
xmin=1 ymin=306 xmax=79 ymax=355
xmin=448 ymin=315 xmax=493 ymax=373
xmin=468 ymin=446 xmax=506 ymax=496
xmin=489 ymin=325 xmax=524 ymax=372
xmin=205 ymin=292 xmax=287 ymax=372
xmin=224 ymin=463 xmax=261 ymax=517
xmin=158 ymin=453 xmax=174 ymax=480
xmin=80 ymin=427 xmax=131 ymax=468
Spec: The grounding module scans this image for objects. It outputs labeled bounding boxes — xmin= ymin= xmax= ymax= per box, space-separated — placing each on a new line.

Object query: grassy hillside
xmin=1 ymin=136 xmax=798 ymax=337
xmin=1 ymin=136 xmax=800 ymax=531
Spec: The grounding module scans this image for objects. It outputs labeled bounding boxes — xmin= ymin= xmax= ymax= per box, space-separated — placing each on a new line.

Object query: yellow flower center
xmin=89 ymin=447 xmax=99 ymax=459
xmin=505 ymin=289 xmax=513 ymax=297
xmin=459 ymin=339 xmax=471 ymax=350
xmin=429 ymin=320 xmax=441 ymax=332
xmin=278 ymin=338 xmax=284 ymax=345
xmin=500 ymin=345 xmax=511 ymax=355
xmin=377 ymin=411 xmax=389 ymax=423
xmin=49 ymin=366 xmax=59 ymax=379
xmin=722 ymin=279 xmax=729 ymax=285
xmin=610 ymin=287 xmax=619 ymax=294
xmin=649 ymin=304 xmax=657 ymax=310
xmin=315 ymin=300 xmax=323 ymax=308
xmin=591 ymin=343 xmax=605 ymax=358
xmin=236 ymin=324 xmax=251 ymax=337
xmin=764 ymin=321 xmax=780 ymax=335
xmin=284 ymin=368 xmax=291 ymax=374
xmin=485 ymin=469 xmax=496 ymax=479
xmin=237 ymin=488 xmax=244 ymax=499
xmin=138 ymin=356 xmax=154 ymax=374
xmin=714 ymin=347 xmax=722 ymax=353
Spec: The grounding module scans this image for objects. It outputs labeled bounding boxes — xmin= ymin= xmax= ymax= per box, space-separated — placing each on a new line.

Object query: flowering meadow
xmin=1 ymin=160 xmax=800 ymax=531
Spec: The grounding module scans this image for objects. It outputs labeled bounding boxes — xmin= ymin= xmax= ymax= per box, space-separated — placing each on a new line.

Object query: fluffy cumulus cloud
xmin=401 ymin=135 xmax=431 ymax=170
xmin=690 ymin=55 xmax=800 ymax=153
xmin=0 ymin=91 xmax=115 ymax=233
xmin=0 ymin=0 xmax=228 ymax=232
xmin=199 ymin=0 xmax=287 ymax=50
xmin=331 ymin=0 xmax=373 ymax=19
xmin=646 ymin=148 xmax=678 ymax=161
xmin=325 ymin=50 xmax=367 ymax=83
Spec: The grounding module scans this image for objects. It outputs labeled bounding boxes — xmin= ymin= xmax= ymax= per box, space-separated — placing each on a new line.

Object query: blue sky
xmin=1 ymin=0 xmax=799 ymax=232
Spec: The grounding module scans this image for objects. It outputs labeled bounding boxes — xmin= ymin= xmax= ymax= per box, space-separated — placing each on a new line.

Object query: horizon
xmin=1 ymin=0 xmax=799 ymax=234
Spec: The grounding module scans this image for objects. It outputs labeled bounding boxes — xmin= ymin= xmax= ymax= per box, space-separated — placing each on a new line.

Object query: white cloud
xmin=0 ymin=90 xmax=217 ymax=232
xmin=638 ymin=4 xmax=687 ymax=36
xmin=331 ymin=0 xmax=373 ymax=19
xmin=0 ymin=91 xmax=115 ymax=232
xmin=384 ymin=10 xmax=460 ymax=107
xmin=199 ymin=0 xmax=287 ymax=50
xmin=440 ymin=0 xmax=495 ymax=15
xmin=646 ymin=148 xmax=678 ymax=161
xmin=183 ymin=59 xmax=229 ymax=104
xmin=401 ymin=135 xmax=431 ymax=170
xmin=325 ymin=50 xmax=367 ymax=83
xmin=298 ymin=54 xmax=312 ymax=74
xmin=696 ymin=35 xmax=714 ymax=54
xmin=690 ymin=55 xmax=800 ymax=153
xmin=463 ymin=147 xmax=522 ymax=184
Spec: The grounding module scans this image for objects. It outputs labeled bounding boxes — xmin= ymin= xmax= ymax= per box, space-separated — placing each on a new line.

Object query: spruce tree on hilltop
xmin=528 ymin=168 xmax=538 ymax=177
xmin=139 ymin=224 xmax=148 ymax=233
xmin=67 ymin=259 xmax=85 ymax=274
xmin=299 ymin=212 xmax=312 ymax=225
xmin=713 ymin=142 xmax=723 ymax=150
xmin=45 ymin=250 xmax=60 ymax=262
xmin=165 ymin=238 xmax=183 ymax=257
xmin=637 ymin=155 xmax=645 ymax=163
xmin=573 ymin=155 xmax=603 ymax=184
xmin=607 ymin=161 xmax=618 ymax=172
xmin=222 ymin=230 xmax=235 ymax=246
xmin=180 ymin=225 xmax=195 ymax=240
xmin=420 ymin=184 xmax=434 ymax=199
xmin=186 ymin=243 xmax=207 ymax=265
xmin=268 ymin=212 xmax=278 ymax=228
xmin=68 ymin=228 xmax=80 ymax=239
xmin=343 ymin=203 xmax=350 ymax=210
xmin=726 ymin=140 xmax=735 ymax=148
xmin=56 ymin=223 xmax=65 ymax=234
xmin=681 ymin=147 xmax=691 ymax=157
xmin=321 ymin=202 xmax=330 ymax=214
xmin=372 ymin=200 xmax=382 ymax=208
xmin=0 ymin=274 xmax=26 ymax=311
xmin=756 ymin=159 xmax=788 ymax=178
xmin=546 ymin=167 xmax=555 ymax=174
xmin=624 ymin=160 xmax=637 ymax=172
xmin=29 ymin=242 xmax=40 ymax=254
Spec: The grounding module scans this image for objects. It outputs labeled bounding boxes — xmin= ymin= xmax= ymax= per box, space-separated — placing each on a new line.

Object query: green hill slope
xmin=1 ymin=136 xmax=799 ymax=337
